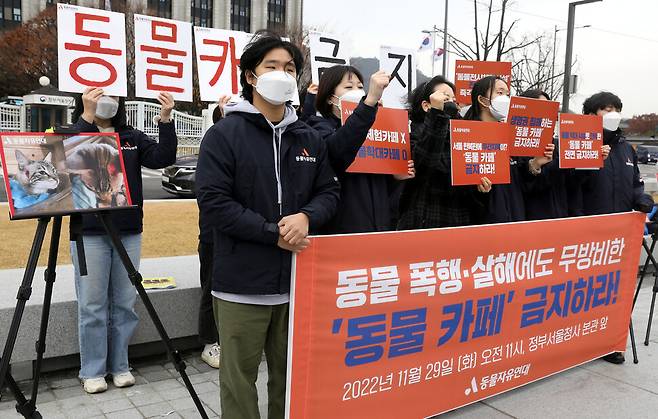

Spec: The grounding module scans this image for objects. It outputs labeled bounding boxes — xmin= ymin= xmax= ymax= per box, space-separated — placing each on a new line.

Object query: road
xmin=0 ymin=168 xmax=182 ymax=203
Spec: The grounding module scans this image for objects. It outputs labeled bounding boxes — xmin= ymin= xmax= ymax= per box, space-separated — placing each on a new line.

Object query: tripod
xmin=633 ymin=221 xmax=658 ymax=348
xmin=0 ymin=212 xmax=208 ymax=418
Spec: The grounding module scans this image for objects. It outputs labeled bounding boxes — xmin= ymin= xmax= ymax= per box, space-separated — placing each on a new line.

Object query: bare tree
xmin=508 ymin=33 xmax=566 ymax=98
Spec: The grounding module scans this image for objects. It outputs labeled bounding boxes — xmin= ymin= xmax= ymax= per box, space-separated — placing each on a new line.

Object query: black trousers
xmin=198 ymin=241 xmax=219 ymax=344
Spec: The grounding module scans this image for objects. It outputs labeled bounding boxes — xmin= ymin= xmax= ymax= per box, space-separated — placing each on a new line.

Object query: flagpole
xmin=442 ymin=0 xmax=449 ymax=76
xmin=431 ymin=27 xmax=436 ymax=77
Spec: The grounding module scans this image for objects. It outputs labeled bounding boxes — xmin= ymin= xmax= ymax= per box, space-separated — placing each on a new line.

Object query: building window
xmin=267 ymin=0 xmax=285 ymax=33
xmin=192 ymin=0 xmax=213 ymax=28
xmin=231 ymin=0 xmax=250 ymax=32
xmin=147 ymin=0 xmax=172 ymax=19
xmin=0 ymin=0 xmax=21 ymax=30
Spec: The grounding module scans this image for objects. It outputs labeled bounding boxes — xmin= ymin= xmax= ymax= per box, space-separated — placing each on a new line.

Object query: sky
xmin=303 ymin=0 xmax=658 ymax=117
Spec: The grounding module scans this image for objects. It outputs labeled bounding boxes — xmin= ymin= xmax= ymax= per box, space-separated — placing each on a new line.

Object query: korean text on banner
xmin=286 ymin=212 xmax=645 ymax=419
xmin=57 ymin=3 xmax=128 ymax=96
xmin=309 ymin=31 xmax=350 ymax=85
xmin=194 ymin=28 xmax=253 ymax=102
xmin=450 ymin=119 xmax=511 ymax=186
xmin=134 ymin=14 xmax=193 ymax=102
xmin=454 ymin=60 xmax=512 ymax=105
xmin=341 ymin=101 xmax=410 ymax=175
xmin=379 ymin=46 xmax=417 ymax=110
xmin=559 ymin=113 xmax=604 ymax=169
xmin=508 ymin=97 xmax=559 ymax=157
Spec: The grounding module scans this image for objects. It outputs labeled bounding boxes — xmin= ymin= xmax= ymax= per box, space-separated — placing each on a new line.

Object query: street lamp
xmin=561 ymin=0 xmax=602 ymax=113
xmin=551 ymin=24 xmax=590 ymax=100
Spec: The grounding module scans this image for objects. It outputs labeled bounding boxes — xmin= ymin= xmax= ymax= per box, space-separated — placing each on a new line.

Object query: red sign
xmin=559 ymin=114 xmax=604 ymax=169
xmin=340 ymin=102 xmax=411 ymax=175
xmin=454 ymin=60 xmax=512 ymax=105
xmin=450 ymin=119 xmax=511 ymax=186
xmin=508 ymin=97 xmax=559 ymax=157
xmin=287 ymin=212 xmax=644 ymax=419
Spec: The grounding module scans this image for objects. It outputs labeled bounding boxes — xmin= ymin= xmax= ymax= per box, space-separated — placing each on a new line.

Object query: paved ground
xmin=2 ymin=274 xmax=658 ymax=419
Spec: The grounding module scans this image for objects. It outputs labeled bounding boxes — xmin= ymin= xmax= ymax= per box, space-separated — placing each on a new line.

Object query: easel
xmin=633 ymin=222 xmax=658 ymax=348
xmin=0 ymin=213 xmax=208 ymax=418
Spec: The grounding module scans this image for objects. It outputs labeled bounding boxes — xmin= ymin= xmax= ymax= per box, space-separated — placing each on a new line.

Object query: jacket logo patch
xmin=296 ymin=148 xmax=317 ymax=163
xmin=122 ymin=142 xmax=137 ymax=151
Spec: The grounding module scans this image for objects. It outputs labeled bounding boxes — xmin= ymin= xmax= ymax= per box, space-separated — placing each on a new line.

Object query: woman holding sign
xmin=464 ymin=76 xmax=554 ymax=224
xmin=69 ymin=88 xmax=178 ymax=394
xmin=306 ymin=65 xmax=415 ymax=233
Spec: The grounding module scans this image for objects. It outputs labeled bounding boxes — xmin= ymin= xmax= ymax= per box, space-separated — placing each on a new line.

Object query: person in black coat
xmin=305 ymin=65 xmax=414 ymax=234
xmin=69 ymin=88 xmax=177 ymax=394
xmin=464 ymin=77 xmax=554 ymax=224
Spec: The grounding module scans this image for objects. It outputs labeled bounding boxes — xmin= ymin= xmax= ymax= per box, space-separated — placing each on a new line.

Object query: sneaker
xmin=112 ymin=371 xmax=136 ymax=388
xmin=82 ymin=377 xmax=107 ymax=394
xmin=201 ymin=343 xmax=221 ymax=369
xmin=601 ymin=352 xmax=625 ymax=364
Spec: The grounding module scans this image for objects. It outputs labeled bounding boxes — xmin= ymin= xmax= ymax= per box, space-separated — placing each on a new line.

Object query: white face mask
xmin=253 ymin=71 xmax=297 ymax=105
xmin=96 ymin=96 xmax=119 ymax=120
xmin=488 ymin=95 xmax=511 ymax=122
xmin=334 ymin=89 xmax=366 ymax=105
xmin=602 ymin=111 xmax=622 ymax=131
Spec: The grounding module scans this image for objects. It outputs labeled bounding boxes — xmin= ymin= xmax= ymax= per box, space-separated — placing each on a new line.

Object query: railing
xmin=0 ymin=104 xmax=21 ymax=132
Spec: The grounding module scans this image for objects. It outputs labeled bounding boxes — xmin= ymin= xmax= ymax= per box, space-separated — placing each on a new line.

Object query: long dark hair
xmin=315 ymin=65 xmax=364 ymax=119
xmin=464 ymin=76 xmax=504 ymax=121
xmin=72 ymin=94 xmax=128 ymax=128
xmin=407 ymin=75 xmax=456 ymax=124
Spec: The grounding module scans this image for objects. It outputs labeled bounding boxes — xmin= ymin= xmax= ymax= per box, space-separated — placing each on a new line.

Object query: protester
xmin=397 ymin=76 xmax=492 ymax=229
xmin=463 ymin=76 xmax=553 ymax=223
xmin=195 ymin=32 xmax=340 ymax=419
xmin=305 ymin=65 xmax=413 ymax=233
xmin=196 ymin=94 xmax=232 ymax=369
xmin=69 ymin=88 xmax=177 ymax=394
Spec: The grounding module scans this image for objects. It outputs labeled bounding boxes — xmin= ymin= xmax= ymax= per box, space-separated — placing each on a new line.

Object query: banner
xmin=57 ymin=3 xmax=127 ymax=96
xmin=508 ymin=97 xmax=560 ymax=157
xmin=379 ymin=46 xmax=416 ymax=109
xmin=340 ymin=101 xmax=410 ymax=175
xmin=450 ymin=119 xmax=511 ymax=185
xmin=194 ymin=28 xmax=253 ymax=102
xmin=287 ymin=212 xmax=644 ymax=419
xmin=558 ymin=114 xmax=604 ymax=169
xmin=309 ymin=31 xmax=350 ymax=85
xmin=454 ymin=60 xmax=512 ymax=105
xmin=134 ymin=14 xmax=193 ymax=102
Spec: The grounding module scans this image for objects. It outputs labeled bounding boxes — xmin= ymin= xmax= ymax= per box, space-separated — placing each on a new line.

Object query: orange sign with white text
xmin=559 ymin=113 xmax=604 ymax=169
xmin=286 ymin=212 xmax=644 ymax=419
xmin=508 ymin=96 xmax=559 ymax=157
xmin=450 ymin=119 xmax=511 ymax=186
xmin=341 ymin=101 xmax=411 ymax=175
xmin=454 ymin=60 xmax=512 ymax=105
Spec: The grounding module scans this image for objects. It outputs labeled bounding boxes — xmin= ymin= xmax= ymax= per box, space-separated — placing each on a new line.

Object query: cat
xmin=12 ymin=150 xmax=60 ymax=195
xmin=66 ymin=143 xmax=127 ymax=208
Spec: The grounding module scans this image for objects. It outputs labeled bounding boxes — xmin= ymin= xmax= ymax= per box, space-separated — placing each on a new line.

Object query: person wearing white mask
xmin=305 ymin=65 xmax=415 ymax=233
xmin=464 ymin=76 xmax=554 ymax=224
xmin=195 ymin=32 xmax=340 ymax=419
xmin=69 ymin=88 xmax=177 ymax=393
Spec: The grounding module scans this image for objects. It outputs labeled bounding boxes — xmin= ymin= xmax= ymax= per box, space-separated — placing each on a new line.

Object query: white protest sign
xmin=309 ymin=31 xmax=350 ymax=84
xmin=134 ymin=14 xmax=193 ymax=102
xmin=379 ymin=46 xmax=417 ymax=109
xmin=57 ymin=3 xmax=127 ymax=96
xmin=194 ymin=28 xmax=253 ymax=102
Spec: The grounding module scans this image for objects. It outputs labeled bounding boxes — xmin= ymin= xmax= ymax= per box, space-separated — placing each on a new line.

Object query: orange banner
xmin=559 ymin=114 xmax=604 ymax=169
xmin=508 ymin=97 xmax=560 ymax=157
xmin=341 ymin=102 xmax=411 ymax=175
xmin=454 ymin=60 xmax=512 ymax=105
xmin=450 ymin=119 xmax=511 ymax=186
xmin=287 ymin=212 xmax=644 ymax=419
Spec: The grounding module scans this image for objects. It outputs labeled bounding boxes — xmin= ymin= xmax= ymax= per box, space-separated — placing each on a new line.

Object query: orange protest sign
xmin=454 ymin=60 xmax=512 ymax=105
xmin=287 ymin=212 xmax=644 ymax=419
xmin=450 ymin=119 xmax=511 ymax=186
xmin=341 ymin=101 xmax=411 ymax=175
xmin=559 ymin=114 xmax=604 ymax=169
xmin=508 ymin=96 xmax=559 ymax=157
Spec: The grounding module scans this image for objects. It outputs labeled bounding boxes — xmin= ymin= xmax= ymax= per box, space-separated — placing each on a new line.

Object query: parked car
xmin=638 ymin=146 xmax=658 ymax=164
xmin=161 ymin=155 xmax=198 ymax=197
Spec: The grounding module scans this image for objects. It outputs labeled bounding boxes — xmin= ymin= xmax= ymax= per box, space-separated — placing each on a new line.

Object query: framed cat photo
xmin=0 ymin=132 xmax=134 ymax=220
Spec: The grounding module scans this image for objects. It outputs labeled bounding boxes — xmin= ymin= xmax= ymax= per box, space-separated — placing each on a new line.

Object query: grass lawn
xmin=0 ymin=201 xmax=199 ymax=269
